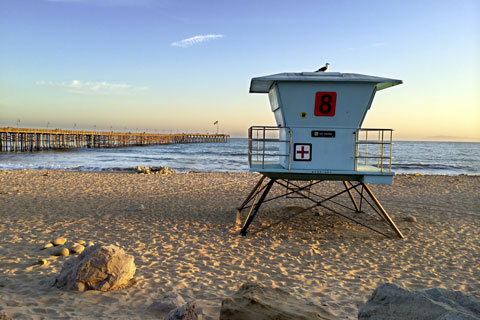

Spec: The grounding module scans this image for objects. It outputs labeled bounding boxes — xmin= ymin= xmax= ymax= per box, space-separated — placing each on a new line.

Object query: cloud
xmin=171 ymin=34 xmax=224 ymax=48
xmin=37 ymin=80 xmax=149 ymax=95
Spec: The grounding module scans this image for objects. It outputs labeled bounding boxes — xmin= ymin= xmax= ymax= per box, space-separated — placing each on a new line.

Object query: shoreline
xmin=0 ymin=171 xmax=479 ymax=319
xmin=1 ymin=168 xmax=480 ymax=176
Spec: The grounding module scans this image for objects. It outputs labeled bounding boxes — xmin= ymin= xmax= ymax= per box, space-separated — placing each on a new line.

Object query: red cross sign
xmin=294 ymin=143 xmax=312 ymax=161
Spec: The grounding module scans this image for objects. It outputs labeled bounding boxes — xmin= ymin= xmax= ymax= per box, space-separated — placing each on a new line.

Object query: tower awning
xmin=249 ymin=72 xmax=403 ymax=93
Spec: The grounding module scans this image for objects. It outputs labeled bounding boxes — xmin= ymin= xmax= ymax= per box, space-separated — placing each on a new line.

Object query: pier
xmin=0 ymin=127 xmax=229 ymax=152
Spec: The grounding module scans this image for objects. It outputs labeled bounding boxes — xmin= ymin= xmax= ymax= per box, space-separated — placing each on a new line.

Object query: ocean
xmin=0 ymin=139 xmax=479 ymax=175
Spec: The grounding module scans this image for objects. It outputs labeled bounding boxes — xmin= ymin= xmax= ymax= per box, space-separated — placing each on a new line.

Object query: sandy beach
xmin=0 ymin=170 xmax=479 ymax=319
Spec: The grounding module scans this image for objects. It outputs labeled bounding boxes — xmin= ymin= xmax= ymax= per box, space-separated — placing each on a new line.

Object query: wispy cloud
xmin=37 ymin=80 xmax=149 ymax=95
xmin=171 ymin=34 xmax=224 ymax=48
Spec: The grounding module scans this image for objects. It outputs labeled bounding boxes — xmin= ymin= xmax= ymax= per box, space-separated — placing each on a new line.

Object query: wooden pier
xmin=0 ymin=127 xmax=229 ymax=152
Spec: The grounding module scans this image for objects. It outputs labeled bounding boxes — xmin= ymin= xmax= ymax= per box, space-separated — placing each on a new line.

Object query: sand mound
xmin=220 ymin=282 xmax=339 ymax=320
xmin=0 ymin=171 xmax=478 ymax=319
xmin=358 ymin=283 xmax=480 ymax=319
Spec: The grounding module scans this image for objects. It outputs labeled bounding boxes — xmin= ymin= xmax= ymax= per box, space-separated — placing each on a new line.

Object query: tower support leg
xmin=362 ymin=183 xmax=405 ymax=239
xmin=240 ymin=178 xmax=275 ymax=236
xmin=343 ymin=181 xmax=361 ymax=212
xmin=236 ymin=175 xmax=266 ymax=228
xmin=237 ymin=175 xmax=266 ymax=211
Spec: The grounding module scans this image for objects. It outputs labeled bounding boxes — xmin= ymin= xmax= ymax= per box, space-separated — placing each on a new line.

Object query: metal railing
xmin=354 ymin=129 xmax=393 ymax=173
xmin=248 ymin=126 xmax=292 ymax=169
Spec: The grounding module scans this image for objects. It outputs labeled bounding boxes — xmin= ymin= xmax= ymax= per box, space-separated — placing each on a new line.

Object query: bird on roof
xmin=316 ymin=63 xmax=330 ymax=72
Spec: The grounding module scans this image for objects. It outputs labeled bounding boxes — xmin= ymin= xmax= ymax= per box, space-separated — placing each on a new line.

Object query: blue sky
xmin=0 ymin=0 xmax=479 ymax=140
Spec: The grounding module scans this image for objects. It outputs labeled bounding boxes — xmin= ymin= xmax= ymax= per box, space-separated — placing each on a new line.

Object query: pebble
xmin=53 ymin=247 xmax=70 ymax=256
xmin=75 ymin=282 xmax=86 ymax=292
xmin=53 ymin=237 xmax=67 ymax=246
xmin=404 ymin=216 xmax=417 ymax=222
xmin=38 ymin=258 xmax=48 ymax=265
xmin=87 ymin=241 xmax=95 ymax=247
xmin=77 ymin=240 xmax=86 ymax=245
xmin=43 ymin=243 xmax=53 ymax=249
xmin=127 ymin=204 xmax=145 ymax=211
xmin=312 ymin=208 xmax=324 ymax=217
xmin=71 ymin=244 xmax=85 ymax=254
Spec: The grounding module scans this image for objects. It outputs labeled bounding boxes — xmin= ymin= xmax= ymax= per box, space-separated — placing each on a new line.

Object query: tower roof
xmin=250 ymin=72 xmax=403 ymax=93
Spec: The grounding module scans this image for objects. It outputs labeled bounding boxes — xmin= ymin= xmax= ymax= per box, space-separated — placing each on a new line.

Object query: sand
xmin=0 ymin=170 xmax=479 ymax=319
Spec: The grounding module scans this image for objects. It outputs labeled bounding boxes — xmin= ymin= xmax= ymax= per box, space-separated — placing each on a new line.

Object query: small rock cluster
xmin=39 ymin=237 xmax=94 ymax=264
xmin=136 ymin=166 xmax=176 ymax=175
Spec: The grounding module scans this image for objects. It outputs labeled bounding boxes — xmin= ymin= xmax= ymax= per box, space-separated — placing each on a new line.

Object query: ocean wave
xmin=392 ymin=163 xmax=470 ymax=171
xmin=0 ymin=140 xmax=479 ymax=175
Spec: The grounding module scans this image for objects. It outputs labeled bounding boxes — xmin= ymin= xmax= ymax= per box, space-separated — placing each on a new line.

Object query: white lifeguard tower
xmin=237 ymin=71 xmax=405 ymax=239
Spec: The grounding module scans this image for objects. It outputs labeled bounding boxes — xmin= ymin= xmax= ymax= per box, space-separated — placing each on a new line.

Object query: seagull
xmin=316 ymin=63 xmax=330 ymax=72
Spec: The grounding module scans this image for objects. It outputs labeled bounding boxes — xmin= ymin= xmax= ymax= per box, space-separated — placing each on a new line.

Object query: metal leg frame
xmin=362 ymin=184 xmax=404 ymax=239
xmin=239 ymin=178 xmax=275 ymax=236
xmin=237 ymin=175 xmax=266 ymax=211
xmin=343 ymin=181 xmax=361 ymax=212
xmin=237 ymin=176 xmax=404 ymax=239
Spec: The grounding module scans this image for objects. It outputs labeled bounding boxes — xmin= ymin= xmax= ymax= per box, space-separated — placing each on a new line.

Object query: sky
xmin=0 ymin=0 xmax=479 ymax=140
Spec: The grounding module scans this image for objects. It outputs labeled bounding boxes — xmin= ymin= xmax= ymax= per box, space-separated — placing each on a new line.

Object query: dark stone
xmin=164 ymin=302 xmax=198 ymax=320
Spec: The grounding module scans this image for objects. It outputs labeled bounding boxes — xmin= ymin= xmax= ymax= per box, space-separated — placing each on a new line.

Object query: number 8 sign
xmin=314 ymin=92 xmax=337 ymax=117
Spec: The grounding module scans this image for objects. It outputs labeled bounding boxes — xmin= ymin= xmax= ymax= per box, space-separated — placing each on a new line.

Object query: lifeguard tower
xmin=237 ymin=71 xmax=405 ymax=239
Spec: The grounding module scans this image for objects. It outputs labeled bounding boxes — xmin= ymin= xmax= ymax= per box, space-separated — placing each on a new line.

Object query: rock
xmin=136 ymin=166 xmax=151 ymax=174
xmin=147 ymin=292 xmax=187 ymax=316
xmin=220 ymin=282 xmax=339 ymax=320
xmin=0 ymin=311 xmax=12 ymax=320
xmin=153 ymin=166 xmax=176 ymax=175
xmin=53 ymin=247 xmax=70 ymax=256
xmin=38 ymin=258 xmax=48 ymax=265
xmin=404 ymin=216 xmax=417 ymax=222
xmin=127 ymin=203 xmax=145 ymax=211
xmin=358 ymin=283 xmax=480 ymax=320
xmin=77 ymin=240 xmax=86 ymax=245
xmin=54 ymin=244 xmax=136 ymax=291
xmin=87 ymin=241 xmax=95 ymax=247
xmin=76 ymin=282 xmax=86 ymax=291
xmin=43 ymin=243 xmax=54 ymax=249
xmin=136 ymin=166 xmax=177 ymax=175
xmin=312 ymin=207 xmax=324 ymax=217
xmin=71 ymin=244 xmax=85 ymax=254
xmin=165 ymin=302 xmax=198 ymax=320
xmin=53 ymin=237 xmax=67 ymax=246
